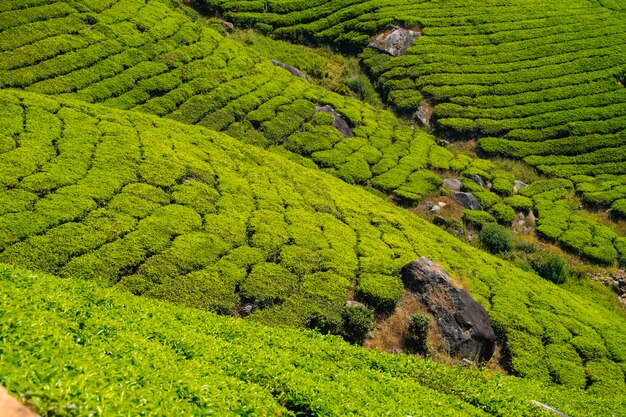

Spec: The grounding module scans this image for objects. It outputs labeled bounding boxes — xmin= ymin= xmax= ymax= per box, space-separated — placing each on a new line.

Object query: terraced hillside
xmin=4 ymin=265 xmax=626 ymax=416
xmin=5 ymin=0 xmax=626 ymax=266
xmin=203 ymin=0 xmax=626 ymax=260
xmin=2 ymin=0 xmax=626 ymax=403
xmin=1 ymin=89 xmax=626 ymax=394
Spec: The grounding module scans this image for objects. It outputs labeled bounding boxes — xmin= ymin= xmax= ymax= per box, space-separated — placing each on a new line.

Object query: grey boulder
xmin=316 ymin=105 xmax=354 ymax=138
xmin=443 ymin=178 xmax=462 ymax=192
xmin=368 ymin=26 xmax=421 ymax=57
xmin=454 ymin=192 xmax=481 ymax=210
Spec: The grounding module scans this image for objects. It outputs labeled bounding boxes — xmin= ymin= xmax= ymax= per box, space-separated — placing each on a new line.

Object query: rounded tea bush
xmin=341 ymin=304 xmax=374 ymax=344
xmin=535 ymin=254 xmax=569 ymax=284
xmin=479 ymin=223 xmax=514 ymax=254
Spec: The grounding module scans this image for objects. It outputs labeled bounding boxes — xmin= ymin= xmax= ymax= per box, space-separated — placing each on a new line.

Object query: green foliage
xmin=479 ymin=223 xmax=514 ymax=254
xmin=535 ymin=254 xmax=569 ymax=285
xmin=2 ymin=266 xmax=625 ymax=416
xmin=340 ymin=304 xmax=374 ymax=345
xmin=463 ymin=209 xmax=496 ymax=228
xmin=406 ymin=313 xmax=430 ymax=356
xmin=2 ymin=1 xmax=626 ymax=398
xmin=491 ymin=203 xmax=517 ymax=224
xmin=356 ymin=273 xmax=403 ymax=312
xmin=504 ymin=195 xmax=534 ymax=213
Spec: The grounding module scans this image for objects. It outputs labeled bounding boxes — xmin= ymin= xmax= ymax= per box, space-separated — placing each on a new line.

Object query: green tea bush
xmin=406 ymin=313 xmax=430 ymax=356
xmin=2 ymin=265 xmax=625 ymax=416
xmin=356 ymin=273 xmax=404 ymax=312
xmin=534 ymin=254 xmax=569 ymax=285
xmin=491 ymin=203 xmax=517 ymax=224
xmin=341 ymin=303 xmax=374 ymax=344
xmin=463 ymin=209 xmax=496 ymax=228
xmin=479 ymin=223 xmax=514 ymax=254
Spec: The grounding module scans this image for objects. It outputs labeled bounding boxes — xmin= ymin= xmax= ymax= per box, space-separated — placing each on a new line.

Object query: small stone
xmin=454 ymin=192 xmax=481 ymax=210
xmin=443 ymin=178 xmax=462 ymax=191
xmin=368 ymin=26 xmax=422 ymax=57
xmin=430 ymin=205 xmax=441 ymax=213
xmin=469 ymin=174 xmax=486 ymax=188
xmin=437 ymin=201 xmax=447 ymax=208
xmin=416 ymin=100 xmax=433 ymax=127
xmin=240 ymin=304 xmax=254 ymax=316
xmin=345 ymin=300 xmax=365 ymax=308
xmin=514 ymin=180 xmax=528 ymax=193
xmin=271 ymin=60 xmax=306 ymax=79
xmin=220 ymin=21 xmax=235 ymax=32
xmin=425 ymin=201 xmax=435 ymax=210
xmin=527 ymin=211 xmax=537 ymax=227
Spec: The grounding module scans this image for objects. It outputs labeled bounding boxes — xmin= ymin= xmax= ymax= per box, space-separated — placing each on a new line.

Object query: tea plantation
xmin=3 ymin=265 xmax=626 ymax=415
xmin=4 ymin=0 xmax=626 ymax=264
xmin=1 ymin=89 xmax=626 ymax=396
xmin=1 ymin=0 xmax=626 ymax=413
xmin=202 ymin=0 xmax=626 ymax=263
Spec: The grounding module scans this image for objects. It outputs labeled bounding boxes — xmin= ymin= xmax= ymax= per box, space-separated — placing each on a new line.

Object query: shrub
xmin=534 ymin=254 xmax=569 ymax=284
xmin=463 ymin=209 xmax=496 ymax=228
xmin=479 ymin=223 xmax=513 ymax=254
xmin=305 ymin=311 xmax=341 ymax=335
xmin=356 ymin=273 xmax=404 ymax=312
xmin=491 ymin=203 xmax=517 ymax=224
xmin=504 ymin=195 xmax=533 ymax=213
xmin=406 ymin=313 xmax=430 ymax=355
xmin=340 ymin=304 xmax=374 ymax=344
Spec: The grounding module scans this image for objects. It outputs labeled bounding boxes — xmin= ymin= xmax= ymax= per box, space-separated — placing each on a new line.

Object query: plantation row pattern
xmin=3 ymin=0 xmax=626 ymax=266
xmin=201 ymin=0 xmax=626 ymax=263
xmin=1 ymin=90 xmax=625 ymax=393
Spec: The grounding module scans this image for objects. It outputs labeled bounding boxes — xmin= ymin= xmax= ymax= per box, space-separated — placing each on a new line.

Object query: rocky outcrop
xmin=469 ymin=174 xmax=486 ymax=188
xmin=368 ymin=26 xmax=421 ymax=57
xmin=454 ymin=192 xmax=481 ymax=210
xmin=591 ymin=271 xmax=626 ymax=306
xmin=270 ymin=59 xmax=306 ymax=79
xmin=401 ymin=257 xmax=496 ymax=363
xmin=315 ymin=105 xmax=354 ymax=138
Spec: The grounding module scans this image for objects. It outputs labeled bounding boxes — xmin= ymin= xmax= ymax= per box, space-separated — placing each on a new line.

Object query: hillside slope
xmin=5 ymin=0 xmax=626 ymax=267
xmin=0 ymin=89 xmax=625 ymax=393
xmin=1 ymin=264 xmax=625 ymax=416
xmin=200 ymin=0 xmax=626 ymax=264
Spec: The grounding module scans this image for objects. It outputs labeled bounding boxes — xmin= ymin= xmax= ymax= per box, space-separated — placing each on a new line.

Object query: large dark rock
xmin=454 ymin=192 xmax=481 ymax=210
xmin=270 ymin=59 xmax=306 ymax=80
xmin=316 ymin=105 xmax=354 ymax=138
xmin=401 ymin=257 xmax=496 ymax=363
xmin=368 ymin=26 xmax=422 ymax=57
